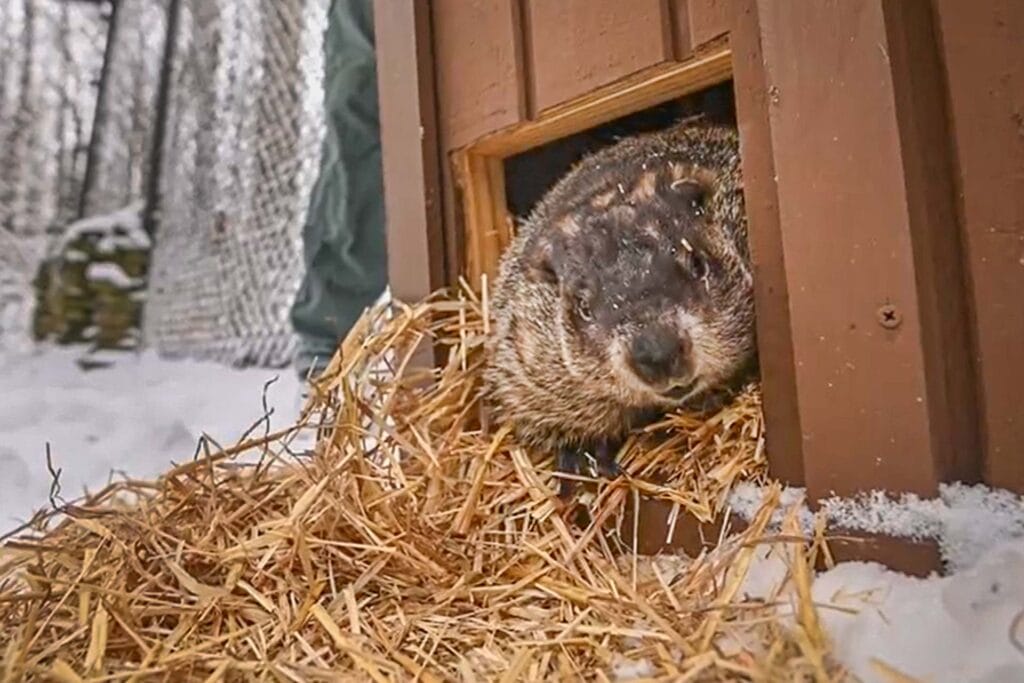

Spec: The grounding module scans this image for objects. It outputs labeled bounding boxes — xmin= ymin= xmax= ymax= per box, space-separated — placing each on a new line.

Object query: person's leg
xmin=290 ymin=0 xmax=387 ymax=380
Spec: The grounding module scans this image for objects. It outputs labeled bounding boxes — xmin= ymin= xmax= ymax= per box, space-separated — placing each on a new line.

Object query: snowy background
xmin=0 ymin=0 xmax=323 ymax=531
xmin=0 ymin=0 xmax=327 ymax=537
xmin=0 ymin=0 xmax=324 ymax=530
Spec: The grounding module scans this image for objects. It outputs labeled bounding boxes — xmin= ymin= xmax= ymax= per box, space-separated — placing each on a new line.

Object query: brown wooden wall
xmin=430 ymin=0 xmax=728 ymax=151
xmin=375 ymin=0 xmax=1024 ymax=504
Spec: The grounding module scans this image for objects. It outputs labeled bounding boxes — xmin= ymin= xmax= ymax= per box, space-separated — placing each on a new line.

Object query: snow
xmin=0 ymin=346 xmax=302 ymax=533
xmin=611 ymin=656 xmax=657 ymax=681
xmin=811 ymin=540 xmax=1024 ymax=683
xmin=728 ymin=481 xmax=1024 ymax=572
xmin=723 ymin=486 xmax=1024 ymax=683
xmin=59 ymin=202 xmax=150 ymax=254
xmin=85 ymin=261 xmax=142 ymax=289
xmin=609 ymin=536 xmax=1024 ymax=682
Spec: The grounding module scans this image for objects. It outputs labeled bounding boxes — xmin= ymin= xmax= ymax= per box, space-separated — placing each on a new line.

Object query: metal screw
xmin=876 ymin=304 xmax=902 ymax=329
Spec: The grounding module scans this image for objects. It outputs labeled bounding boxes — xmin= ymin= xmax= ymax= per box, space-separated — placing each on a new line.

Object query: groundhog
xmin=484 ymin=122 xmax=756 ymax=497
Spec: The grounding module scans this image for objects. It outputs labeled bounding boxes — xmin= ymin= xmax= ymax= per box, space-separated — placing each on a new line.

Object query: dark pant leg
xmin=290 ymin=0 xmax=387 ymax=378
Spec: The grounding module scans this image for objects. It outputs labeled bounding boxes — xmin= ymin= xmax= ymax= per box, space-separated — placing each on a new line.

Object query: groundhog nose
xmin=630 ymin=327 xmax=688 ymax=384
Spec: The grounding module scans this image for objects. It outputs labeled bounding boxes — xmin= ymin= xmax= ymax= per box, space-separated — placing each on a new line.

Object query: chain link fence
xmin=1 ymin=0 xmax=329 ymax=367
xmin=144 ymin=0 xmax=327 ymax=367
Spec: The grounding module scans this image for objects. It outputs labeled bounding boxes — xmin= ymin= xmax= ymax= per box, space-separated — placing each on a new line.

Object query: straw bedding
xmin=0 ymin=285 xmax=843 ymax=681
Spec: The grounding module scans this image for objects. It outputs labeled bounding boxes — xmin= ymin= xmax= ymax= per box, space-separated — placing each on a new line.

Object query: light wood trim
xmin=485 ymin=155 xmax=515 ymax=266
xmin=453 ymin=151 xmax=514 ymax=286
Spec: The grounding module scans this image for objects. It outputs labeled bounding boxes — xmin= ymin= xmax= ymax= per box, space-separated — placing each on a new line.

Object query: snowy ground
xmin=812 ymin=543 xmax=1024 ymax=683
xmin=733 ymin=538 xmax=1024 ymax=683
xmin=729 ymin=482 xmax=1024 ymax=682
xmin=0 ymin=346 xmax=302 ymax=532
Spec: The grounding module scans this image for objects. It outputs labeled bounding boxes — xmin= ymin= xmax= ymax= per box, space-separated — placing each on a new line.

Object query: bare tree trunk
xmin=63 ymin=8 xmax=88 ymax=218
xmin=55 ymin=0 xmax=72 ymax=223
xmin=1 ymin=0 xmax=36 ymax=235
xmin=143 ymin=0 xmax=183 ymax=238
xmin=16 ymin=0 xmax=34 ymax=142
xmin=78 ymin=0 xmax=122 ymax=219
xmin=128 ymin=18 xmax=148 ymax=204
xmin=0 ymin=0 xmax=39 ymax=351
xmin=0 ymin=1 xmax=10 ymax=118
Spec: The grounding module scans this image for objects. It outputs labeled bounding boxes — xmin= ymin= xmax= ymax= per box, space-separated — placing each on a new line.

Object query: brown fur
xmin=485 ymin=123 xmax=756 ymax=459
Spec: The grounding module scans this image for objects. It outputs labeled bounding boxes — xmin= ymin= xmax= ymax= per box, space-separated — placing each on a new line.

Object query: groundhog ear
xmin=522 ymin=233 xmax=559 ymax=284
xmin=671 ymin=178 xmax=708 ymax=208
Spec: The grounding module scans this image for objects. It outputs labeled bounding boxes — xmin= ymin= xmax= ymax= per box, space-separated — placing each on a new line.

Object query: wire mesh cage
xmin=143 ymin=0 xmax=328 ymax=367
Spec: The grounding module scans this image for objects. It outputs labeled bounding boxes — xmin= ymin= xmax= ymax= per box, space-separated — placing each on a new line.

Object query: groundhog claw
xmin=593 ymin=442 xmax=622 ymax=479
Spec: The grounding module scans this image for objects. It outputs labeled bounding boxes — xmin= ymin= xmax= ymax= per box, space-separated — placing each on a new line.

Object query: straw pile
xmin=0 ymin=284 xmax=843 ymax=681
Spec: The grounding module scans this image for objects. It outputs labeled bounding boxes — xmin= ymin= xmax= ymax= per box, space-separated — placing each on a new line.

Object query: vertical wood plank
xmin=373 ymin=0 xmax=445 ymax=303
xmin=688 ymin=0 xmax=731 ymax=50
xmin=934 ymin=0 xmax=1024 ymax=493
xmin=746 ymin=0 xmax=978 ymax=499
xmin=729 ymin=0 xmax=805 ymax=485
xmin=523 ymin=0 xmax=673 ymax=113
xmin=431 ymin=0 xmax=527 ymax=149
xmin=880 ymin=0 xmax=981 ymax=487
xmin=668 ymin=0 xmax=693 ymax=60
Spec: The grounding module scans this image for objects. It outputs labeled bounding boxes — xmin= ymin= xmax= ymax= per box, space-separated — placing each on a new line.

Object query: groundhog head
xmin=520 ymin=156 xmax=755 ymax=407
